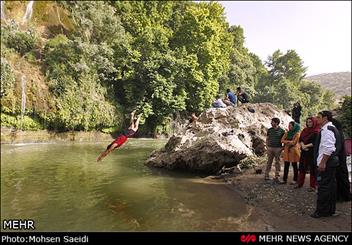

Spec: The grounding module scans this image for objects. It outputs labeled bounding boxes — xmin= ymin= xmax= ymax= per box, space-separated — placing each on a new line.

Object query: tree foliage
xmin=254 ymin=49 xmax=336 ymax=120
xmin=337 ymin=96 xmax=351 ymax=138
xmin=0 ymin=1 xmax=341 ymax=135
xmin=218 ymin=26 xmax=252 ymax=96
xmin=0 ymin=58 xmax=16 ymax=98
xmin=42 ymin=1 xmax=128 ymax=131
xmin=60 ymin=1 xmax=124 ymax=45
xmin=113 ymin=1 xmax=232 ymax=133
xmin=1 ymin=23 xmax=37 ymax=56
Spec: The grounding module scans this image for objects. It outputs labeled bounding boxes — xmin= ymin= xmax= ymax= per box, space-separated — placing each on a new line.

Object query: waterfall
xmin=21 ymin=75 xmax=26 ymax=123
xmin=1 ymin=1 xmax=5 ymax=20
xmin=22 ymin=0 xmax=34 ymax=23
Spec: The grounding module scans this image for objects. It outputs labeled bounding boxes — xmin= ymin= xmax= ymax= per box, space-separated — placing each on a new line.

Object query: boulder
xmin=145 ymin=103 xmax=293 ymax=174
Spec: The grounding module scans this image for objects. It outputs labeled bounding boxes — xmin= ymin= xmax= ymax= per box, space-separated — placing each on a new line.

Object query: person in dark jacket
xmin=292 ymin=102 xmax=302 ymax=124
xmin=236 ymin=87 xmax=249 ymax=104
xmin=331 ymin=118 xmax=351 ymax=202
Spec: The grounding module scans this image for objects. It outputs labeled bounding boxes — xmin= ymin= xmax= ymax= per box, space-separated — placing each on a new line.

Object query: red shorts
xmin=113 ymin=134 xmax=128 ymax=147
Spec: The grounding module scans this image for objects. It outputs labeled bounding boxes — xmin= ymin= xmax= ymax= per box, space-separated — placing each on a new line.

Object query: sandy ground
xmin=207 ymin=163 xmax=352 ymax=232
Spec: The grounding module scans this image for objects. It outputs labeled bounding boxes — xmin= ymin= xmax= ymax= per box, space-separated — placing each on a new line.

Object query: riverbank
xmin=0 ymin=127 xmax=171 ymax=144
xmin=0 ymin=127 xmax=114 ymax=144
xmin=207 ymin=163 xmax=352 ymax=231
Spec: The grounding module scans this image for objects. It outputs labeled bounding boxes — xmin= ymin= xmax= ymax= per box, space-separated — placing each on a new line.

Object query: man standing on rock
xmin=311 ymin=111 xmax=341 ymax=218
xmin=292 ymin=102 xmax=302 ymax=124
xmin=265 ymin=118 xmax=285 ymax=182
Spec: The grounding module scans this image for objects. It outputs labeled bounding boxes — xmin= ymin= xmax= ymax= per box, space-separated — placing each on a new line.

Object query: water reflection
xmin=1 ymin=139 xmax=251 ymax=231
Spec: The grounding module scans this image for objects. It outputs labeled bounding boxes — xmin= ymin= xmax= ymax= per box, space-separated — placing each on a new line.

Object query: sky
xmin=219 ymin=1 xmax=351 ymax=76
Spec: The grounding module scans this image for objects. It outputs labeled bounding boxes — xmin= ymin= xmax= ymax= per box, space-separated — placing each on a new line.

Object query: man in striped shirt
xmin=265 ymin=118 xmax=285 ymax=182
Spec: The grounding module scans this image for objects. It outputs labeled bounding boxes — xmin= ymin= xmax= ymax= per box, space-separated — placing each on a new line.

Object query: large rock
xmin=145 ymin=103 xmax=294 ymax=174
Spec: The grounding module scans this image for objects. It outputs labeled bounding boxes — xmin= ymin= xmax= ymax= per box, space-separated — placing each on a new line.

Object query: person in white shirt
xmin=212 ymin=95 xmax=227 ymax=108
xmin=311 ymin=111 xmax=341 ymax=218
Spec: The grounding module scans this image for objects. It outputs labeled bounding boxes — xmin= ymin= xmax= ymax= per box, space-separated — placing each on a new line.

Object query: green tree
xmin=60 ymin=1 xmax=124 ymax=45
xmin=221 ymin=25 xmax=256 ymax=98
xmin=40 ymin=1 xmax=131 ymax=131
xmin=44 ymin=36 xmax=124 ymax=131
xmin=260 ymin=49 xmax=307 ymax=110
xmin=1 ymin=23 xmax=37 ymax=56
xmin=166 ymin=1 xmax=233 ymax=112
xmin=54 ymin=73 xmax=121 ymax=131
xmin=114 ymin=1 xmax=232 ymax=134
xmin=0 ymin=58 xmax=16 ymax=98
xmin=266 ymin=49 xmax=307 ymax=83
xmin=254 ymin=49 xmax=336 ymax=119
xmin=250 ymin=53 xmax=272 ymax=103
xmin=337 ymin=96 xmax=351 ymax=138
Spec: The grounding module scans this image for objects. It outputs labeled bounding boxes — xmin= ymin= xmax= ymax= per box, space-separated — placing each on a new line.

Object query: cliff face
xmin=1 ymin=1 xmax=73 ymax=118
xmin=145 ymin=103 xmax=293 ymax=174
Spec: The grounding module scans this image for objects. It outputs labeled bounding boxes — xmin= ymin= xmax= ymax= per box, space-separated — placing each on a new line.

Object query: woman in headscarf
xmin=295 ymin=117 xmax=320 ymax=191
xmin=281 ymin=121 xmax=301 ymax=184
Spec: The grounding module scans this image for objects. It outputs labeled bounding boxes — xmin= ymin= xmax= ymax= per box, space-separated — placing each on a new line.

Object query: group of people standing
xmin=98 ymin=96 xmax=350 ymax=220
xmin=212 ymin=87 xmax=249 ymax=108
xmin=265 ymin=109 xmax=351 ymax=218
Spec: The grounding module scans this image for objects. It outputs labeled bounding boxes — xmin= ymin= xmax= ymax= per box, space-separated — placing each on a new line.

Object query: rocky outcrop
xmin=145 ymin=103 xmax=293 ymax=174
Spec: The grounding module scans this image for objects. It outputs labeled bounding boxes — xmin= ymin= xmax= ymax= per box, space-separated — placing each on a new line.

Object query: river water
xmin=1 ymin=139 xmax=250 ymax=231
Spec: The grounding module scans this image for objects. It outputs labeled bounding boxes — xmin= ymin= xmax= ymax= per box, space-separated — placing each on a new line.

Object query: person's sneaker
xmin=264 ymin=176 xmax=271 ymax=181
xmin=278 ymin=180 xmax=287 ymax=184
xmin=290 ymin=181 xmax=297 ymax=185
xmin=307 ymin=187 xmax=316 ymax=192
xmin=293 ymin=185 xmax=302 ymax=189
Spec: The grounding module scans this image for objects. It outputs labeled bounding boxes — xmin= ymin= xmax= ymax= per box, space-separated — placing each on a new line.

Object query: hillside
xmin=306 ymin=72 xmax=351 ymax=98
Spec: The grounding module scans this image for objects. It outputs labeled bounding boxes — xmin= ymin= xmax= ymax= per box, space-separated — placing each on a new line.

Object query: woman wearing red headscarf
xmin=295 ymin=117 xmax=320 ymax=191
